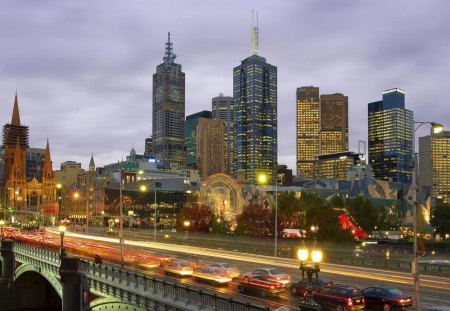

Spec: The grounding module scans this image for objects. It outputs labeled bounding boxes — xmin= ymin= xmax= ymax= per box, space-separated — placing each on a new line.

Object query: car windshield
xmin=347 ymin=289 xmax=362 ymax=298
xmin=386 ymin=288 xmax=404 ymax=297
xmin=268 ymin=268 xmax=283 ymax=275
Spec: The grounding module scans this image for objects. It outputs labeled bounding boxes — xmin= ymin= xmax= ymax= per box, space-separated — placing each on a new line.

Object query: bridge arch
xmin=86 ymin=297 xmax=146 ymax=311
xmin=14 ymin=267 xmax=61 ymax=310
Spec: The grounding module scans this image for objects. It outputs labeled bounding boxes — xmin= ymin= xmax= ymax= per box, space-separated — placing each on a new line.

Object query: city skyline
xmin=1 ymin=0 xmax=449 ymax=174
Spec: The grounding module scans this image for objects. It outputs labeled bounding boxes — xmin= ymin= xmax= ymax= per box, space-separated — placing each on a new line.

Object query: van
xmin=282 ymin=229 xmax=306 ymax=238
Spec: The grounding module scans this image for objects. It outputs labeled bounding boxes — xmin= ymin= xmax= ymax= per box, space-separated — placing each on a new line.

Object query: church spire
xmin=163 ymin=32 xmax=176 ymax=64
xmin=42 ymin=138 xmax=54 ymax=180
xmin=11 ymin=91 xmax=21 ymax=126
xmin=251 ymin=10 xmax=259 ymax=56
xmin=89 ymin=153 xmax=96 ymax=172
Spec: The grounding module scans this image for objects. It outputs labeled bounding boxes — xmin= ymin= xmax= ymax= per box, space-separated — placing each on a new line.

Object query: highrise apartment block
xmin=152 ymin=33 xmax=186 ymax=169
xmin=185 ymin=111 xmax=212 ymax=168
xmin=320 ymin=93 xmax=349 ymax=155
xmin=419 ymin=130 xmax=450 ymax=204
xmin=233 ymin=20 xmax=277 ymax=184
xmin=368 ymin=88 xmax=413 ymax=183
xmin=212 ymin=94 xmax=234 ymax=176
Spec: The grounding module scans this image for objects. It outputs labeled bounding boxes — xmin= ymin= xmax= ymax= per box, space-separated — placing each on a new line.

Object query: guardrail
xmin=81 ymin=260 xmax=271 ymax=311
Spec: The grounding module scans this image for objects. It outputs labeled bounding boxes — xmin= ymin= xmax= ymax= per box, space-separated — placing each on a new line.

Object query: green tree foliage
xmin=177 ymin=204 xmax=213 ymax=232
xmin=430 ymin=203 xmax=450 ymax=236
xmin=210 ymin=216 xmax=231 ymax=234
xmin=345 ymin=196 xmax=379 ymax=231
xmin=235 ymin=202 xmax=273 ymax=237
xmin=378 ymin=203 xmax=401 ymax=230
xmin=277 ymin=192 xmax=303 ymax=233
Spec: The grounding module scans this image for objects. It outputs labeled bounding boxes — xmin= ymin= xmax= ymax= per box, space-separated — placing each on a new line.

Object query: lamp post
xmin=184 ymin=220 xmax=190 ymax=240
xmin=297 ymin=240 xmax=323 ymax=311
xmin=119 ymin=169 xmax=124 ymax=268
xmin=0 ymin=219 xmax=5 ymax=238
xmin=153 ymin=182 xmax=158 ymax=243
xmin=58 ymin=224 xmax=67 ymax=257
xmin=411 ymin=121 xmax=443 ymax=311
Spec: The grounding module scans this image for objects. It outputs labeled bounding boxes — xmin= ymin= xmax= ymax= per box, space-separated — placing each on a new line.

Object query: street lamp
xmin=411 ymin=121 xmax=443 ymax=311
xmin=297 ymin=240 xmax=323 ymax=311
xmin=119 ymin=169 xmax=124 ymax=268
xmin=183 ymin=220 xmax=190 ymax=240
xmin=0 ymin=219 xmax=5 ymax=238
xmin=58 ymin=224 xmax=67 ymax=257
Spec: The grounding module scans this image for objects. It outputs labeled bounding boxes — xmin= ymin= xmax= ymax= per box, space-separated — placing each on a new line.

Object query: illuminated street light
xmin=184 ymin=220 xmax=191 ymax=240
xmin=411 ymin=121 xmax=443 ymax=311
xmin=58 ymin=224 xmax=67 ymax=257
xmin=297 ymin=240 xmax=322 ymax=311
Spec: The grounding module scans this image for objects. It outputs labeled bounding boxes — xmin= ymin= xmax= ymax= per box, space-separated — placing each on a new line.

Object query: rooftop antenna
xmin=251 ymin=10 xmax=259 ymax=55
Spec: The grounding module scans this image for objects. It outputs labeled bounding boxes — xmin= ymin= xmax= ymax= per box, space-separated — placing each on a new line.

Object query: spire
xmin=42 ymin=138 xmax=54 ymax=180
xmin=89 ymin=153 xmax=96 ymax=172
xmin=163 ymin=32 xmax=176 ymax=64
xmin=251 ymin=10 xmax=259 ymax=55
xmin=12 ymin=137 xmax=24 ymax=179
xmin=11 ymin=91 xmax=21 ymax=126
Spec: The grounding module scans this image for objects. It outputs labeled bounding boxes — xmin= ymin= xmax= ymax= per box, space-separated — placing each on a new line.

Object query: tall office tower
xmin=185 ymin=111 xmax=212 ymax=168
xmin=233 ymin=14 xmax=277 ymax=184
xmin=212 ymin=94 xmax=234 ymax=176
xmin=368 ymin=88 xmax=413 ymax=183
xmin=419 ymin=130 xmax=450 ymax=204
xmin=152 ymin=33 xmax=186 ymax=169
xmin=296 ymin=86 xmax=320 ymax=178
xmin=197 ymin=118 xmax=225 ymax=180
xmin=320 ymin=93 xmax=349 ymax=155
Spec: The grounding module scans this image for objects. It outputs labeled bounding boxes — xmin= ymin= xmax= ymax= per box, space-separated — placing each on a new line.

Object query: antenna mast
xmin=251 ymin=10 xmax=259 ymax=55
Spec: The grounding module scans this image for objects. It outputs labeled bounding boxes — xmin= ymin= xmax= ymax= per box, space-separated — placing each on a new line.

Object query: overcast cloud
xmin=1 ymin=0 xmax=449 ymax=173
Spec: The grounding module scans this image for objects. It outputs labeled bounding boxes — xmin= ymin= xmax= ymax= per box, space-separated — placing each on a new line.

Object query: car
xmin=238 ymin=275 xmax=286 ymax=297
xmin=163 ymin=260 xmax=193 ymax=276
xmin=362 ymin=286 xmax=413 ymax=311
xmin=243 ymin=268 xmax=291 ymax=285
xmin=178 ymin=254 xmax=205 ymax=270
xmin=192 ymin=266 xmax=233 ymax=284
xmin=311 ymin=285 xmax=365 ymax=311
xmin=205 ymin=262 xmax=241 ymax=278
xmin=290 ymin=277 xmax=333 ymax=296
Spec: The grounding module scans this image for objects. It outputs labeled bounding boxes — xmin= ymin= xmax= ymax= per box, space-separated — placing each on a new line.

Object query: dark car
xmin=311 ymin=285 xmax=365 ymax=311
xmin=362 ymin=286 xmax=413 ymax=311
xmin=238 ymin=275 xmax=286 ymax=297
xmin=290 ymin=277 xmax=333 ymax=296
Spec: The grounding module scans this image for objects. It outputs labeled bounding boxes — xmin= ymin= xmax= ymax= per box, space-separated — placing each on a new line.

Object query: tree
xmin=177 ymin=204 xmax=213 ymax=232
xmin=430 ymin=203 xmax=450 ymax=237
xmin=235 ymin=202 xmax=273 ymax=237
xmin=345 ymin=196 xmax=379 ymax=231
xmin=277 ymin=192 xmax=303 ymax=233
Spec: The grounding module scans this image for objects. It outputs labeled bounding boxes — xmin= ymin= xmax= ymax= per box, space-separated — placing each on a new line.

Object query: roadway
xmin=45 ymin=228 xmax=450 ymax=309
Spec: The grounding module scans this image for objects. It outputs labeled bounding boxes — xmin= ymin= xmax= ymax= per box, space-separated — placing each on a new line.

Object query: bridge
xmin=0 ymin=239 xmax=270 ymax=311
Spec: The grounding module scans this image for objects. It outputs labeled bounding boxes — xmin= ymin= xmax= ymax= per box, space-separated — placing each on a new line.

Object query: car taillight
xmin=362 ymin=297 xmax=365 ymax=303
xmin=347 ymin=298 xmax=353 ymax=306
xmin=270 ymin=285 xmax=275 ymax=289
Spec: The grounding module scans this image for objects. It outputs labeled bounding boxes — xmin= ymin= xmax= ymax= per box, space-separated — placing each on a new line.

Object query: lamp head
xmin=297 ymin=248 xmax=308 ymax=262
xmin=58 ymin=225 xmax=67 ymax=234
xmin=0 ymin=220 xmax=4 ymax=226
xmin=312 ymin=249 xmax=323 ymax=264
xmin=431 ymin=122 xmax=444 ymax=134
xmin=140 ymin=185 xmax=147 ymax=192
xmin=258 ymin=174 xmax=268 ymax=185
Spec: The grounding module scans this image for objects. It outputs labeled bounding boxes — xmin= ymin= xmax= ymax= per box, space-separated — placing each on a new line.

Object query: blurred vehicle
xmin=205 ymin=262 xmax=240 ymax=278
xmin=243 ymin=267 xmax=290 ymax=285
xmin=238 ymin=275 xmax=286 ymax=297
xmin=311 ymin=285 xmax=365 ymax=311
xmin=192 ymin=266 xmax=232 ymax=284
xmin=362 ymin=286 xmax=413 ymax=311
xmin=290 ymin=277 xmax=333 ymax=296
xmin=423 ymin=307 xmax=450 ymax=311
xmin=282 ymin=228 xmax=306 ymax=238
xmin=163 ymin=260 xmax=193 ymax=276
xmin=178 ymin=254 xmax=205 ymax=270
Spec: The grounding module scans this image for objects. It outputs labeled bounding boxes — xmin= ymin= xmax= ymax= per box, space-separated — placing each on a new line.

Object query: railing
xmin=81 ymin=261 xmax=271 ymax=311
xmin=12 ymin=242 xmax=61 ymax=267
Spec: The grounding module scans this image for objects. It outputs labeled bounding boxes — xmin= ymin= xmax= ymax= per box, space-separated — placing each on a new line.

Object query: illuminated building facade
xmin=419 ymin=130 xmax=450 ymax=204
xmin=368 ymin=88 xmax=413 ymax=183
xmin=313 ymin=151 xmax=365 ymax=181
xmin=197 ymin=118 xmax=225 ymax=180
xmin=320 ymin=93 xmax=348 ymax=155
xmin=152 ymin=33 xmax=186 ymax=169
xmin=296 ymin=86 xmax=320 ymax=178
xmin=233 ymin=19 xmax=277 ymax=184
xmin=185 ymin=111 xmax=212 ymax=168
xmin=212 ymin=94 xmax=234 ymax=176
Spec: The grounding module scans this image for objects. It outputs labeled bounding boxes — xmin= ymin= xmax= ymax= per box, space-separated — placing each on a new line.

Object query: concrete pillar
xmin=0 ymin=239 xmax=14 ymax=279
xmin=59 ymin=256 xmax=82 ymax=311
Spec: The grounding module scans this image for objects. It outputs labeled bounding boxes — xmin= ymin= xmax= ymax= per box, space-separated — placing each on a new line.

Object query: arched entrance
xmin=199 ymin=174 xmax=244 ymax=229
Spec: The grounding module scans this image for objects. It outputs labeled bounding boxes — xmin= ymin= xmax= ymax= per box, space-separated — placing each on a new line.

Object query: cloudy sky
xmin=1 ymin=0 xmax=449 ymax=174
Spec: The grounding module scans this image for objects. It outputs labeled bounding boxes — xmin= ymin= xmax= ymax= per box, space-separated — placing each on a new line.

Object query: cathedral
xmin=2 ymin=93 xmax=58 ymax=226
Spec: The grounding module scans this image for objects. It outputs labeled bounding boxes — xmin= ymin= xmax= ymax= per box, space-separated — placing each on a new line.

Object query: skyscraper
xmin=212 ymin=94 xmax=234 ymax=176
xmin=185 ymin=111 xmax=212 ymax=168
xmin=368 ymin=88 xmax=413 ymax=183
xmin=152 ymin=33 xmax=186 ymax=169
xmin=419 ymin=130 xmax=450 ymax=204
xmin=296 ymin=86 xmax=320 ymax=178
xmin=320 ymin=93 xmax=348 ymax=155
xmin=233 ymin=15 xmax=277 ymax=184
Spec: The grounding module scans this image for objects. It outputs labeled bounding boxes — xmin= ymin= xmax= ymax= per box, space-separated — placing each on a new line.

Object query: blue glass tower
xmin=368 ymin=88 xmax=413 ymax=183
xmin=233 ymin=18 xmax=277 ymax=184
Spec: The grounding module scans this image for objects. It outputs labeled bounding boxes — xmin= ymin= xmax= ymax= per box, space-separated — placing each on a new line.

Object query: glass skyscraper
xmin=233 ymin=22 xmax=277 ymax=184
xmin=152 ymin=33 xmax=186 ymax=169
xmin=185 ymin=110 xmax=212 ymax=168
xmin=368 ymin=88 xmax=413 ymax=183
xmin=212 ymin=94 xmax=234 ymax=176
